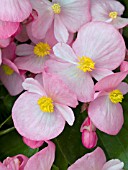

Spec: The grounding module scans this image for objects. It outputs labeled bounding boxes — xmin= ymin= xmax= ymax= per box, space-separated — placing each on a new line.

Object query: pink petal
xmin=117 ymin=82 xmax=128 ymax=95
xmin=59 ymin=0 xmax=91 ymax=32
xmin=72 ymin=22 xmax=125 ymax=70
xmin=24 ymin=141 xmax=55 ymax=170
xmin=43 ymin=71 xmax=78 ymax=107
xmin=68 ymin=147 xmax=106 ymax=170
xmin=45 ymin=59 xmax=94 ymax=102
xmin=31 ymin=2 xmax=54 ymax=40
xmin=55 ymin=103 xmax=75 ymax=126
xmin=88 ymin=95 xmax=124 ymax=135
xmin=0 ymin=0 xmax=32 ymax=22
xmin=0 ymin=65 xmax=24 ymax=96
xmin=0 ymin=20 xmax=19 ymax=39
xmin=91 ymin=68 xmax=113 ymax=81
xmin=12 ymin=92 xmax=65 ymax=140
xmin=112 ymin=17 xmax=128 ymax=29
xmin=22 ymin=78 xmax=46 ymax=96
xmin=53 ymin=43 xmax=78 ymax=63
xmin=102 ymin=159 xmax=124 ymax=170
xmin=23 ymin=137 xmax=44 ymax=149
xmin=94 ymin=71 xmax=128 ymax=92
xmin=14 ymin=54 xmax=49 ymax=74
xmin=0 ymin=163 xmax=9 ymax=170
xmin=15 ymin=24 xmax=29 ymax=42
xmin=120 ymin=61 xmax=128 ymax=72
xmin=16 ymin=44 xmax=34 ymax=56
xmin=0 ymin=38 xmax=11 ymax=48
xmin=54 ymin=15 xmax=69 ymax=43
xmin=0 ymin=49 xmax=2 ymax=65
xmin=2 ymin=42 xmax=16 ymax=61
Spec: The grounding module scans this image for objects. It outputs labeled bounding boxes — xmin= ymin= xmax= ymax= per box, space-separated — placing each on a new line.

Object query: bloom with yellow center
xmin=33 ymin=42 xmax=51 ymax=58
xmin=2 ymin=64 xmax=14 ymax=75
xmin=109 ymin=89 xmax=123 ymax=104
xmin=37 ymin=96 xmax=54 ymax=113
xmin=52 ymin=3 xmax=61 ymax=14
xmin=77 ymin=56 xmax=95 ymax=72
xmin=109 ymin=11 xmax=118 ymax=19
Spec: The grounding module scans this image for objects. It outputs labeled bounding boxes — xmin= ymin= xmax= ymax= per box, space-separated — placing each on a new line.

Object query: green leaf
xmin=0 ymin=129 xmax=38 ymax=161
xmin=52 ymin=165 xmax=59 ymax=170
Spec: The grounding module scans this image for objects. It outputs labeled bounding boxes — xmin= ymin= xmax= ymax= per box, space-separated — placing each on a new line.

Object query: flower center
xmin=52 ymin=3 xmax=61 ymax=14
xmin=109 ymin=89 xmax=123 ymax=104
xmin=33 ymin=42 xmax=51 ymax=57
xmin=2 ymin=64 xmax=14 ymax=75
xmin=77 ymin=56 xmax=95 ymax=72
xmin=37 ymin=96 xmax=54 ymax=113
xmin=109 ymin=11 xmax=118 ymax=19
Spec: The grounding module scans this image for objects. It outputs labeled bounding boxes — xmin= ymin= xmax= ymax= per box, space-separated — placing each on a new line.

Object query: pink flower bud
xmin=3 ymin=154 xmax=28 ymax=170
xmin=82 ymin=130 xmax=98 ymax=149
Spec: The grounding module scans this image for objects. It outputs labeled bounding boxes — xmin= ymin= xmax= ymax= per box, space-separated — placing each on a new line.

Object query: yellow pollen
xmin=109 ymin=11 xmax=118 ymax=19
xmin=109 ymin=89 xmax=123 ymax=104
xmin=52 ymin=3 xmax=61 ymax=14
xmin=33 ymin=42 xmax=51 ymax=58
xmin=37 ymin=96 xmax=54 ymax=113
xmin=77 ymin=56 xmax=95 ymax=72
xmin=2 ymin=64 xmax=14 ymax=75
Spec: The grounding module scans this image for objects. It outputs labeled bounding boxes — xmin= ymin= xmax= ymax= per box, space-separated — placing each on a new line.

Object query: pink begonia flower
xmin=23 ymin=137 xmax=44 ymax=149
xmin=0 ymin=42 xmax=25 ymax=96
xmin=91 ymin=0 xmax=128 ymax=29
xmin=30 ymin=0 xmax=91 ymax=42
xmin=88 ymin=71 xmax=128 ymax=135
xmin=0 ymin=141 xmax=55 ymax=170
xmin=68 ymin=147 xmax=124 ymax=170
xmin=12 ymin=71 xmax=78 ymax=141
xmin=80 ymin=117 xmax=98 ymax=149
xmin=120 ymin=61 xmax=128 ymax=72
xmin=45 ymin=22 xmax=125 ymax=102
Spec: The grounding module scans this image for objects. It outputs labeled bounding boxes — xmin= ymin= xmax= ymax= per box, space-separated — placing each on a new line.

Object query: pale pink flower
xmin=80 ymin=117 xmax=98 ymax=149
xmin=12 ymin=71 xmax=78 ymax=141
xmin=88 ymin=71 xmax=128 ymax=135
xmin=14 ymin=21 xmax=73 ymax=74
xmin=45 ymin=22 xmax=125 ymax=102
xmin=30 ymin=0 xmax=90 ymax=42
xmin=0 ymin=42 xmax=25 ymax=96
xmin=0 ymin=141 xmax=55 ymax=170
xmin=91 ymin=0 xmax=128 ymax=29
xmin=68 ymin=147 xmax=124 ymax=170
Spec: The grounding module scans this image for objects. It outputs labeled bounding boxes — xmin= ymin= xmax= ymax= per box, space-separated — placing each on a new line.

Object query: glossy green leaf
xmin=0 ymin=129 xmax=38 ymax=161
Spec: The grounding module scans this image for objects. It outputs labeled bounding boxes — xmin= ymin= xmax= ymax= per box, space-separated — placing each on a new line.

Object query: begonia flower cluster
xmin=0 ymin=0 xmax=128 ymax=169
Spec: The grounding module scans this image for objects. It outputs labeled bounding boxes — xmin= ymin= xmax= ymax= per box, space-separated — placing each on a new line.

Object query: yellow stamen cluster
xmin=52 ymin=3 xmax=61 ymax=14
xmin=109 ymin=11 xmax=118 ymax=19
xmin=77 ymin=56 xmax=95 ymax=72
xmin=34 ymin=42 xmax=51 ymax=58
xmin=109 ymin=89 xmax=123 ymax=104
xmin=2 ymin=64 xmax=14 ymax=75
xmin=37 ymin=96 xmax=54 ymax=113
